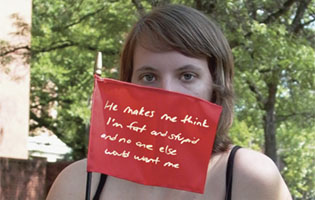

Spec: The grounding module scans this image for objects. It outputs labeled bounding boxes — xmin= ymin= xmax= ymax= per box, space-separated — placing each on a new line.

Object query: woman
xmin=47 ymin=4 xmax=292 ymax=200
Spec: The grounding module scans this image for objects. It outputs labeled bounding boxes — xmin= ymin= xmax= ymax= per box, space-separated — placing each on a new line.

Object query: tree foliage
xmin=30 ymin=0 xmax=139 ymax=159
xmin=1 ymin=0 xmax=313 ymax=198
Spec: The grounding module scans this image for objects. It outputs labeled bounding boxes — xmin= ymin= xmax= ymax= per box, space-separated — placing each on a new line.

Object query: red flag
xmin=87 ymin=75 xmax=222 ymax=193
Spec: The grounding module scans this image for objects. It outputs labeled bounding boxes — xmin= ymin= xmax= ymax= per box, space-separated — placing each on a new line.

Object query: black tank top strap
xmin=225 ymin=145 xmax=242 ymax=200
xmin=93 ymin=173 xmax=108 ymax=200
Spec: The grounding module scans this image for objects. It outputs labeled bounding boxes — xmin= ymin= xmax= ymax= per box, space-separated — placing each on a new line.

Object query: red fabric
xmin=87 ymin=75 xmax=222 ymax=193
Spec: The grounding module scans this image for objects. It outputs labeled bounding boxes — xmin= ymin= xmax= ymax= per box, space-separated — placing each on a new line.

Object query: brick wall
xmin=45 ymin=161 xmax=73 ymax=195
xmin=0 ymin=158 xmax=72 ymax=200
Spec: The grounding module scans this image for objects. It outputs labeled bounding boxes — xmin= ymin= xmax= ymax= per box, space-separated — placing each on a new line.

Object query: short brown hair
xmin=120 ymin=4 xmax=234 ymax=153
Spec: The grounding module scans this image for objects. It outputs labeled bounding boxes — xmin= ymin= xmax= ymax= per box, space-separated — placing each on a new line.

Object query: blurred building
xmin=28 ymin=130 xmax=72 ymax=162
xmin=0 ymin=0 xmax=72 ymax=162
xmin=0 ymin=0 xmax=32 ymax=159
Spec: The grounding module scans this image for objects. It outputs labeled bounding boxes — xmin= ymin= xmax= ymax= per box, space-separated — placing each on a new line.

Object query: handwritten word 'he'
xmin=104 ymin=100 xmax=118 ymax=111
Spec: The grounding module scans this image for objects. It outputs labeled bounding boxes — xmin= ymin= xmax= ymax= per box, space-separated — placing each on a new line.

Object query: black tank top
xmin=93 ymin=146 xmax=241 ymax=200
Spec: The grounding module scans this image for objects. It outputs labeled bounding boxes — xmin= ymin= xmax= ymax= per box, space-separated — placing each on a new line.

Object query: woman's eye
xmin=140 ymin=74 xmax=156 ymax=82
xmin=180 ymin=73 xmax=196 ymax=81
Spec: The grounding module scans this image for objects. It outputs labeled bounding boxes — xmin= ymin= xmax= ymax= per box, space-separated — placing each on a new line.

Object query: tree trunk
xmin=263 ymin=106 xmax=277 ymax=163
xmin=263 ymin=82 xmax=278 ymax=164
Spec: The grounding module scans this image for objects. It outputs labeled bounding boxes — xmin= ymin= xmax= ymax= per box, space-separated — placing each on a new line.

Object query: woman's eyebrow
xmin=176 ymin=65 xmax=202 ymax=72
xmin=134 ymin=66 xmax=158 ymax=73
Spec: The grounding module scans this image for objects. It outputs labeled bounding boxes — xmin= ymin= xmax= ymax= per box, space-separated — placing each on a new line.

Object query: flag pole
xmin=85 ymin=172 xmax=92 ymax=200
xmin=85 ymin=51 xmax=103 ymax=200
xmin=94 ymin=51 xmax=103 ymax=76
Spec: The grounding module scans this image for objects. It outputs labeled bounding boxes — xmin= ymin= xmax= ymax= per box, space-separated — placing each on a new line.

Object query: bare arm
xmin=232 ymin=148 xmax=292 ymax=200
xmin=46 ymin=159 xmax=93 ymax=200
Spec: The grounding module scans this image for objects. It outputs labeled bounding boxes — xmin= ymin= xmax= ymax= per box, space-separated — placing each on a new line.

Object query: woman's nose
xmin=160 ymin=78 xmax=178 ymax=93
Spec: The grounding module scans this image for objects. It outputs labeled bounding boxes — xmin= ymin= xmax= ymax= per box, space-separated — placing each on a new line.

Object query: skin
xmin=46 ymin=45 xmax=292 ymax=200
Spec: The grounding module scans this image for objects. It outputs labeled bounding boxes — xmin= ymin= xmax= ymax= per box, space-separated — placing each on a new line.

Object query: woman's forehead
xmin=135 ymin=33 xmax=174 ymax=53
xmin=133 ymin=45 xmax=209 ymax=72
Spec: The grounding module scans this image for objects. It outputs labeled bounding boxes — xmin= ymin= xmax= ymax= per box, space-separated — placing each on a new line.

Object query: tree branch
xmin=149 ymin=0 xmax=170 ymax=7
xmin=31 ymin=40 xmax=119 ymax=55
xmin=0 ymin=45 xmax=30 ymax=57
xmin=290 ymin=0 xmax=312 ymax=33
xmin=246 ymin=0 xmax=258 ymax=20
xmin=277 ymin=112 xmax=315 ymax=122
xmin=293 ymin=17 xmax=315 ymax=34
xmin=194 ymin=0 xmax=202 ymax=11
xmin=53 ymin=5 xmax=106 ymax=31
xmin=32 ymin=41 xmax=76 ymax=53
xmin=262 ymin=0 xmax=298 ymax=24
xmin=132 ymin=0 xmax=146 ymax=17
xmin=301 ymin=17 xmax=315 ymax=27
xmin=246 ymin=79 xmax=266 ymax=109
xmin=193 ymin=0 xmax=216 ymax=14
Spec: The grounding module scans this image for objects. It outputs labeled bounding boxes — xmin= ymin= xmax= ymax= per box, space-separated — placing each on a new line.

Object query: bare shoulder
xmin=46 ymin=159 xmax=88 ymax=200
xmin=233 ymin=148 xmax=292 ymax=200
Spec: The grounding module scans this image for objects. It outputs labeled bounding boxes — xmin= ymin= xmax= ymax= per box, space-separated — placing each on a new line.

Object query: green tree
xmin=198 ymin=0 xmax=314 ymax=198
xmin=30 ymin=0 xmax=139 ymax=159
xmin=194 ymin=0 xmax=314 ymax=163
xmin=278 ymin=125 xmax=315 ymax=199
